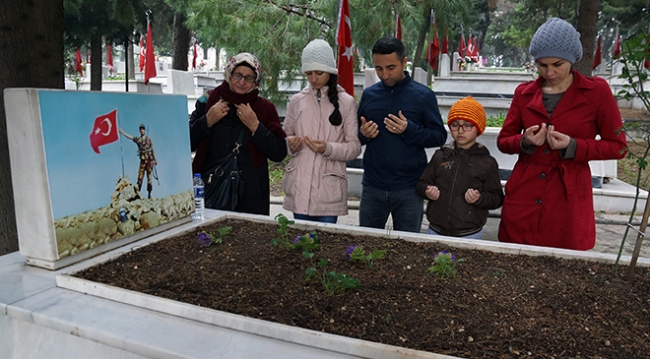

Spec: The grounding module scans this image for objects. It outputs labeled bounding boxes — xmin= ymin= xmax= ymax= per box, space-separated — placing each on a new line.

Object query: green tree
xmin=65 ymin=0 xmax=144 ymax=90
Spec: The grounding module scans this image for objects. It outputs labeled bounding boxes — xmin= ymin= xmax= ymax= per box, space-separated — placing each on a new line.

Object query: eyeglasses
xmin=231 ymin=72 xmax=256 ymax=83
xmin=449 ymin=122 xmax=475 ymax=131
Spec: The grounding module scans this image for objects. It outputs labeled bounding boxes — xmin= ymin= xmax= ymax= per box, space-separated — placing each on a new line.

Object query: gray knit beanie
xmin=301 ymin=39 xmax=338 ymax=75
xmin=529 ymin=18 xmax=583 ymax=64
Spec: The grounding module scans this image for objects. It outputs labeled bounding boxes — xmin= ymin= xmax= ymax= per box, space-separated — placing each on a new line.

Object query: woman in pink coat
xmin=497 ymin=18 xmax=627 ymax=250
xmin=282 ymin=39 xmax=361 ymax=223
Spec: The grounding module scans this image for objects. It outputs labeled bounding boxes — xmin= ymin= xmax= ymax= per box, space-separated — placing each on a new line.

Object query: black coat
xmin=416 ymin=142 xmax=504 ymax=236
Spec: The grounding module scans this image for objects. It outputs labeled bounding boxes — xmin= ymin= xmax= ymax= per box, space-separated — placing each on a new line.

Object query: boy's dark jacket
xmin=416 ymin=141 xmax=504 ymax=237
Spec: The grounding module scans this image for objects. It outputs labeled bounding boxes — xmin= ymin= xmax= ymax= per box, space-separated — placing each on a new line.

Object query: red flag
xmin=466 ymin=35 xmax=474 ymax=57
xmin=425 ymin=19 xmax=440 ymax=70
xmin=89 ymin=109 xmax=119 ymax=154
xmin=441 ymin=28 xmax=448 ymax=54
xmin=336 ymin=0 xmax=354 ymax=96
xmin=74 ymin=48 xmax=83 ymax=76
xmin=458 ymin=32 xmax=466 ymax=56
xmin=613 ymin=31 xmax=621 ymax=59
xmin=139 ymin=37 xmax=145 ymax=72
xmin=107 ymin=45 xmax=113 ymax=67
xmin=193 ymin=40 xmax=197 ymax=69
xmin=144 ymin=20 xmax=157 ymax=84
xmin=473 ymin=38 xmax=479 ymax=57
xmin=645 ymin=32 xmax=650 ymax=69
xmin=395 ymin=14 xmax=402 ymax=40
xmin=593 ymin=35 xmax=602 ymax=70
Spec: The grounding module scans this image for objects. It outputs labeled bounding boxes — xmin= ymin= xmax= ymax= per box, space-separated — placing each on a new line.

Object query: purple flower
xmin=435 ymin=250 xmax=456 ymax=263
xmin=294 ymin=235 xmax=301 ymax=244
xmin=198 ymin=231 xmax=212 ymax=247
xmin=346 ymin=245 xmax=357 ymax=260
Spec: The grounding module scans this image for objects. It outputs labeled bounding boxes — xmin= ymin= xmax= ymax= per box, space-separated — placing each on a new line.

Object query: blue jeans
xmin=359 ymin=185 xmax=423 ymax=233
xmin=426 ymin=227 xmax=484 ymax=239
xmin=293 ymin=213 xmax=338 ymax=224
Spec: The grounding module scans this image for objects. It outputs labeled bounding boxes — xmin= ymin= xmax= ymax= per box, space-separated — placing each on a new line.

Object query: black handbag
xmin=202 ymin=129 xmax=246 ymax=211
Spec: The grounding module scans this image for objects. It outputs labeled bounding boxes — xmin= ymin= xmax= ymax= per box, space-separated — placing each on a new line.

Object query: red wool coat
xmin=497 ymin=70 xmax=627 ymax=250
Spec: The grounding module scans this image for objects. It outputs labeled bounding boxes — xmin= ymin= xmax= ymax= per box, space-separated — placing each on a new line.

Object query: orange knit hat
xmin=447 ymin=96 xmax=487 ymax=135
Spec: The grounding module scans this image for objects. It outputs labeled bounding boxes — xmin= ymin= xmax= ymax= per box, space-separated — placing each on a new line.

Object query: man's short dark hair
xmin=371 ymin=37 xmax=406 ymax=61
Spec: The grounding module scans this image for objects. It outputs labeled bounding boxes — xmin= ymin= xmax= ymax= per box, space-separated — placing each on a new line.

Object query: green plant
xmin=305 ymin=258 xmax=360 ymax=295
xmin=292 ymin=231 xmax=321 ymax=258
xmin=271 ymin=213 xmax=294 ymax=248
xmin=345 ymin=245 xmax=386 ymax=268
xmin=197 ymin=227 xmax=231 ymax=247
xmin=486 ymin=112 xmax=506 ymax=127
xmin=614 ymin=33 xmax=650 ymax=280
xmin=427 ymin=250 xmax=464 ymax=279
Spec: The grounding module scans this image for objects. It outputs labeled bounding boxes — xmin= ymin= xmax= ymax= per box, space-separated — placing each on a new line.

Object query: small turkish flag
xmin=336 ymin=0 xmax=354 ymax=96
xmin=89 ymin=109 xmax=118 ymax=154
xmin=144 ymin=20 xmax=157 ymax=84
xmin=193 ymin=39 xmax=197 ymax=69
xmin=75 ymin=48 xmax=83 ymax=76
xmin=593 ymin=35 xmax=602 ymax=70
xmin=139 ymin=37 xmax=145 ymax=72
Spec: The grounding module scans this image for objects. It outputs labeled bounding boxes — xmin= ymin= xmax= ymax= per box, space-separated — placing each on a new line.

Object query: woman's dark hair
xmin=326 ymin=74 xmax=342 ymax=126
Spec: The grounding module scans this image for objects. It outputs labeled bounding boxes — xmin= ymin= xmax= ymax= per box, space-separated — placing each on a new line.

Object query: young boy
xmin=416 ymin=96 xmax=504 ymax=239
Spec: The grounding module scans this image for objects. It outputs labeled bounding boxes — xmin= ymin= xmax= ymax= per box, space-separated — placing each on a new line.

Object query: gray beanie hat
xmin=529 ymin=18 xmax=583 ymax=64
xmin=301 ymin=39 xmax=338 ymax=75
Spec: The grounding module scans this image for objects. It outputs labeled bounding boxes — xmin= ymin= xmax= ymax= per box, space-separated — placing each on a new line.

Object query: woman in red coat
xmin=497 ymin=18 xmax=627 ymax=250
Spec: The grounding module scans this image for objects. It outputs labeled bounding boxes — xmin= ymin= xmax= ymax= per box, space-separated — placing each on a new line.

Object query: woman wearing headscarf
xmin=497 ymin=18 xmax=627 ymax=250
xmin=281 ymin=39 xmax=361 ymax=223
xmin=190 ymin=53 xmax=287 ymax=215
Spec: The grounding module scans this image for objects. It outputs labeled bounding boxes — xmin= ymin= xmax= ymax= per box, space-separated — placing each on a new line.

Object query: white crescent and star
xmin=341 ymin=16 xmax=353 ymax=62
xmin=94 ymin=117 xmax=112 ymax=137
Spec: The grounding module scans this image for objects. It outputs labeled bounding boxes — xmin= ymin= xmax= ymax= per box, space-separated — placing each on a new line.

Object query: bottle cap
xmin=194 ymin=173 xmax=201 ymax=178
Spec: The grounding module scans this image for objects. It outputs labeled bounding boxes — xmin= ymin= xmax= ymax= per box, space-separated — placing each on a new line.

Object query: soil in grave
xmin=75 ymin=219 xmax=650 ymax=359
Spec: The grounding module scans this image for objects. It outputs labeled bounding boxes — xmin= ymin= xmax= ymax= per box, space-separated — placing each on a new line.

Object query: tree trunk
xmin=574 ymin=0 xmax=599 ymax=76
xmin=128 ymin=35 xmax=135 ymax=80
xmin=0 ymin=0 xmax=64 ymax=255
xmin=412 ymin=5 xmax=431 ymax=73
xmin=172 ymin=13 xmax=192 ymax=71
xmin=90 ymin=34 xmax=103 ymax=91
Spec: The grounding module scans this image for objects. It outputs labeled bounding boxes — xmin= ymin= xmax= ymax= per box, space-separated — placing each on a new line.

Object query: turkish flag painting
xmin=336 ymin=0 xmax=354 ymax=96
xmin=144 ymin=21 xmax=157 ymax=84
xmin=89 ymin=109 xmax=119 ymax=154
xmin=139 ymin=37 xmax=145 ymax=72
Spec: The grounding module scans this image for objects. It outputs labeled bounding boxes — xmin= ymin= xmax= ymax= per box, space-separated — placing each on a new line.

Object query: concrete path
xmin=270 ymin=197 xmax=650 ymax=259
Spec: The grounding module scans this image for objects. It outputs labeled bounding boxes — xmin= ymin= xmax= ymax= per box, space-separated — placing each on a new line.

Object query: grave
xmin=1 ymin=87 xmax=649 ymax=358
xmin=3 ymin=89 xmax=194 ymax=269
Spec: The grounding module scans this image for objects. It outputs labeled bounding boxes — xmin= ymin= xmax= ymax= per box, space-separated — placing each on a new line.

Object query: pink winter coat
xmin=497 ymin=70 xmax=627 ymax=250
xmin=282 ymin=85 xmax=361 ymax=216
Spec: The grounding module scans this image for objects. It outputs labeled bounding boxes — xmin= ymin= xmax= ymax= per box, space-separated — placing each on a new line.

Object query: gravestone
xmin=4 ymin=89 xmax=194 ymax=270
xmin=439 ymin=54 xmax=451 ymax=78
xmin=166 ymin=69 xmax=196 ymax=95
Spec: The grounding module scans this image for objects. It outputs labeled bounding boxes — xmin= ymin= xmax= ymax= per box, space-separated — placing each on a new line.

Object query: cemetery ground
xmin=76 ymin=218 xmax=650 ymax=358
xmin=73 ymin=107 xmax=650 ymax=358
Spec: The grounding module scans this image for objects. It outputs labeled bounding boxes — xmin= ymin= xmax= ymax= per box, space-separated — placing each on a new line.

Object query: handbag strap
xmin=232 ymin=126 xmax=245 ymax=155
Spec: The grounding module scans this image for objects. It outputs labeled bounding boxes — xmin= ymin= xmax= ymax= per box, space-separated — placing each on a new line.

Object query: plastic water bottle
xmin=192 ymin=173 xmax=205 ymax=220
